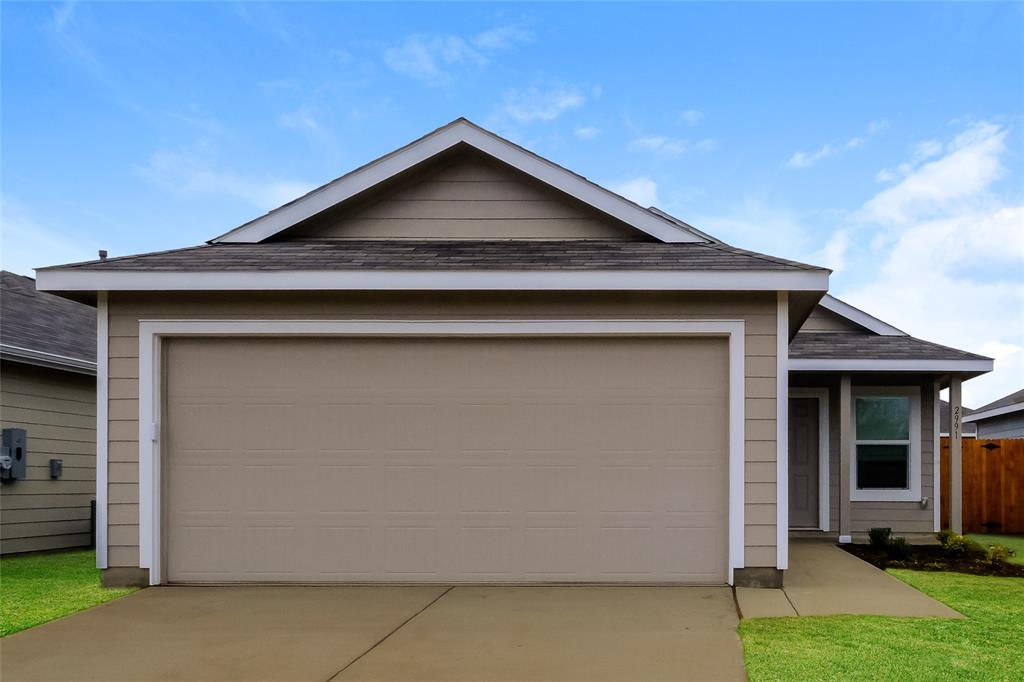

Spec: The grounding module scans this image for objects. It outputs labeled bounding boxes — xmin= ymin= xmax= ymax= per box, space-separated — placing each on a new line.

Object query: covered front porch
xmin=782 ymin=297 xmax=993 ymax=544
xmin=785 ymin=369 xmax=983 ymax=541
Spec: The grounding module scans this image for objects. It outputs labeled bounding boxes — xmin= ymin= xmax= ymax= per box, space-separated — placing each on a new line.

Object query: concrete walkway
xmin=1 ymin=585 xmax=745 ymax=682
xmin=735 ymin=540 xmax=963 ymax=619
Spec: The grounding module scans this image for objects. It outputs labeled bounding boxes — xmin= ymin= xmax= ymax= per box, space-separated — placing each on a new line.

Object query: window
xmin=851 ymin=388 xmax=921 ymax=502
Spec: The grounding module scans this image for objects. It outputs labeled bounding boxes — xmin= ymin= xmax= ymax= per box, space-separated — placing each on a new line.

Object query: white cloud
xmin=277 ymin=105 xmax=323 ymax=134
xmin=679 ymin=109 xmax=704 ymax=126
xmin=472 ymin=25 xmax=534 ymax=50
xmin=786 ymin=143 xmax=838 ymax=169
xmin=629 ymin=135 xmax=716 ymax=156
xmin=501 ymin=86 xmax=586 ymax=123
xmin=832 ymin=120 xmax=1024 ymax=406
xmin=786 ymin=120 xmax=889 ymax=169
xmin=135 ymin=145 xmax=314 ymax=212
xmin=863 ymin=122 xmax=1008 ymax=223
xmin=609 ymin=176 xmax=661 ymax=207
xmin=382 ymin=34 xmax=484 ymax=86
xmin=381 ymin=25 xmax=532 ymax=86
xmin=0 ymin=195 xmax=98 ymax=275
xmin=876 ymin=138 xmax=947 ymax=184
xmin=574 ymin=126 xmax=601 ymax=140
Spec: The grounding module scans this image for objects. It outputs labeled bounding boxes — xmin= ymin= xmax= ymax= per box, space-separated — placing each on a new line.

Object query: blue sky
xmin=2 ymin=1 xmax=1022 ymax=405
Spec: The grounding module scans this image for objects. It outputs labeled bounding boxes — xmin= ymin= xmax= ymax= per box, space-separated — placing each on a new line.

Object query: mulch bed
xmin=841 ymin=544 xmax=1024 ymax=577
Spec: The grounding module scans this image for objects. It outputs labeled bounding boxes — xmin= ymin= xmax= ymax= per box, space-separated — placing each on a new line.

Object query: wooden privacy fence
xmin=941 ymin=437 xmax=1024 ymax=534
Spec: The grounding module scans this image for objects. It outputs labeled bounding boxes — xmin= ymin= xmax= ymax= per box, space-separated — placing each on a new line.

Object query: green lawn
xmin=740 ymin=571 xmax=1024 ymax=681
xmin=0 ymin=549 xmax=137 ymax=637
xmin=968 ymin=534 xmax=1024 ymax=565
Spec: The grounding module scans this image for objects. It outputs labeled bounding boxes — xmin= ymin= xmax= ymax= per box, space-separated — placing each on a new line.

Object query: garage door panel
xmin=169 ymin=464 xmax=235 ymax=512
xmin=316 ymin=526 xmax=376 ymax=574
xmin=242 ymin=465 xmax=300 ymax=512
xmin=456 ymin=465 xmax=516 ymax=512
xmin=316 ymin=465 xmax=376 ymax=512
xmin=164 ymin=336 xmax=729 ymax=583
xmin=383 ymin=527 xmax=439 ymax=576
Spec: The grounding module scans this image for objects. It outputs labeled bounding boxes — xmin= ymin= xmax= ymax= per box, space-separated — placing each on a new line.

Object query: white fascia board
xmin=789 ymin=358 xmax=993 ymax=372
xmin=819 ymin=295 xmax=906 ymax=336
xmin=0 ymin=344 xmax=97 ymax=375
xmin=212 ymin=120 xmax=703 ymax=244
xmin=962 ymin=402 xmax=1024 ymax=422
xmin=36 ymin=268 xmax=830 ymax=293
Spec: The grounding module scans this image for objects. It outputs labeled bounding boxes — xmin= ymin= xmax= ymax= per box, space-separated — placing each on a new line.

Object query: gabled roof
xmin=788 ymin=293 xmax=992 ymax=375
xmin=0 ymin=271 xmax=96 ymax=374
xmin=788 ymin=331 xmax=993 ymax=374
xmin=40 ymin=240 xmax=822 ymax=272
xmin=817 ymin=295 xmax=906 ymax=336
xmin=963 ymin=389 xmax=1024 ymax=423
xmin=35 ymin=240 xmax=829 ymax=293
xmin=212 ymin=118 xmax=706 ymax=245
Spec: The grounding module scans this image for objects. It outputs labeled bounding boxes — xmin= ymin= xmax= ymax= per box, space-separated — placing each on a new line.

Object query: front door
xmin=789 ymin=397 xmax=819 ymax=528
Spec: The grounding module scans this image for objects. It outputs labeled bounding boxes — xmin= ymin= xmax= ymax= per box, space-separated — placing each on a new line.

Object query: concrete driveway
xmin=1 ymin=585 xmax=745 ymax=682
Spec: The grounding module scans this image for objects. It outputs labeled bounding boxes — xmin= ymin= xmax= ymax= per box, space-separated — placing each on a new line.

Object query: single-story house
xmin=1 ymin=271 xmax=97 ymax=554
xmin=35 ymin=119 xmax=992 ymax=588
xmin=962 ymin=389 xmax=1024 ymax=438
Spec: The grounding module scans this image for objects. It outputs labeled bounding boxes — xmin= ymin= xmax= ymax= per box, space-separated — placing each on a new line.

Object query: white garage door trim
xmin=137 ymin=319 xmax=746 ymax=585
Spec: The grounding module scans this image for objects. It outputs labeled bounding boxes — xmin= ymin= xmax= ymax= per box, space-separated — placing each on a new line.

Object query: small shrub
xmin=887 ymin=536 xmax=911 ymax=560
xmin=939 ymin=532 xmax=985 ymax=557
xmin=868 ymin=527 xmax=893 ymax=548
xmin=936 ymin=529 xmax=954 ymax=545
xmin=986 ymin=544 xmax=1012 ymax=565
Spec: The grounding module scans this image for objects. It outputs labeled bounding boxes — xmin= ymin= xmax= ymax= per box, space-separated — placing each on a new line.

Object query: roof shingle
xmin=790 ymin=331 xmax=990 ymax=362
xmin=40 ymin=240 xmax=825 ymax=272
xmin=1 ymin=271 xmax=96 ymax=364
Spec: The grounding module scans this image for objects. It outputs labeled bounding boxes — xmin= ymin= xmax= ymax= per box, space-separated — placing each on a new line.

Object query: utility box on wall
xmin=1 ymin=428 xmax=28 ymax=481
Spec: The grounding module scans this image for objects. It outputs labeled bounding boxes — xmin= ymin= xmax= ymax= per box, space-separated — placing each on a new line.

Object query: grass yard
xmin=0 ymin=549 xmax=137 ymax=636
xmin=968 ymin=534 xmax=1024 ymax=565
xmin=740 ymin=571 xmax=1024 ymax=681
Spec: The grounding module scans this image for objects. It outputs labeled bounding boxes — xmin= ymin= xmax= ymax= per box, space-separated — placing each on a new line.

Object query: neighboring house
xmin=939 ymin=400 xmax=976 ymax=438
xmin=35 ymin=119 xmax=992 ymax=588
xmin=1 ymin=271 xmax=97 ymax=554
xmin=962 ymin=389 xmax=1024 ymax=438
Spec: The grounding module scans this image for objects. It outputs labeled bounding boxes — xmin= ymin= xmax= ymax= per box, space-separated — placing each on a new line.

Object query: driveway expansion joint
xmin=326 ymin=585 xmax=455 ymax=682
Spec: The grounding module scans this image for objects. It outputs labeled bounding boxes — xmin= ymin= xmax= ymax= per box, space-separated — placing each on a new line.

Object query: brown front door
xmin=789 ymin=397 xmax=819 ymax=528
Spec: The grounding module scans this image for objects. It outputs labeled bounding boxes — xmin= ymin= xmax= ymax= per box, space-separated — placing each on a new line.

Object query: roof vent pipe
xmin=98 ymin=250 xmax=108 ymax=261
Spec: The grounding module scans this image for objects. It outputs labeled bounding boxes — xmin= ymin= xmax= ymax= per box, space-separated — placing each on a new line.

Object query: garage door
xmin=163 ymin=335 xmax=729 ymax=583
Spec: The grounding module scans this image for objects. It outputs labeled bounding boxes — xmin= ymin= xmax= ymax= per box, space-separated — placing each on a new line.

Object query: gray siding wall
xmin=287 ymin=154 xmax=646 ymax=241
xmin=798 ymin=307 xmax=867 ymax=333
xmin=975 ymin=412 xmax=1024 ymax=439
xmin=0 ymin=360 xmax=96 ymax=554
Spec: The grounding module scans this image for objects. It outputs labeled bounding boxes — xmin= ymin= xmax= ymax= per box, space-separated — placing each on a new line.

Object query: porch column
xmin=838 ymin=374 xmax=852 ymax=543
xmin=949 ymin=376 xmax=963 ymax=534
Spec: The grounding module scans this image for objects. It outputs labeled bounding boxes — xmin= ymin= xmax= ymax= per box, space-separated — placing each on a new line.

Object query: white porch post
xmin=949 ymin=376 xmax=963 ymax=534
xmin=838 ymin=374 xmax=852 ymax=543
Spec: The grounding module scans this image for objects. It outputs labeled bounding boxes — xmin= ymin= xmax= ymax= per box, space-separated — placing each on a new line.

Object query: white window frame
xmin=136 ymin=318 xmax=747 ymax=586
xmin=850 ymin=386 xmax=921 ymax=502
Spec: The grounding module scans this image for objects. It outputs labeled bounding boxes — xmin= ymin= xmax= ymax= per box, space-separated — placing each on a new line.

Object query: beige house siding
xmin=105 ymin=291 xmax=780 ymax=573
xmin=791 ymin=374 xmax=936 ymax=534
xmin=286 ymin=154 xmax=647 ymax=241
xmin=799 ymin=306 xmax=866 ymax=333
xmin=0 ymin=361 xmax=95 ymax=554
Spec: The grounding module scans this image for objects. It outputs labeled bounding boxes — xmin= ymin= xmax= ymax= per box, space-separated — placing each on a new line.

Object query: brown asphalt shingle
xmin=1 ymin=271 xmax=96 ymax=363
xmin=790 ymin=331 xmax=990 ymax=362
xmin=40 ymin=240 xmax=825 ymax=272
